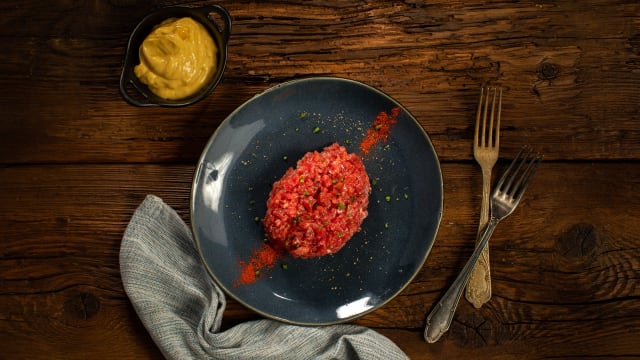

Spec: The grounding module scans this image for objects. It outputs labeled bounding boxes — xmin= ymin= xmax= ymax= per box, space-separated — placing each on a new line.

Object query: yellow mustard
xmin=134 ymin=17 xmax=217 ymax=100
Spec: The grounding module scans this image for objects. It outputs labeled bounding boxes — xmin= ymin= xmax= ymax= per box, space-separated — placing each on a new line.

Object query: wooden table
xmin=2 ymin=1 xmax=639 ymax=358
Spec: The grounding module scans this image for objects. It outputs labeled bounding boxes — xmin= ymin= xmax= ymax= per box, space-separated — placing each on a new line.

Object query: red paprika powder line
xmin=235 ymin=243 xmax=281 ymax=286
xmin=360 ymin=106 xmax=401 ymax=155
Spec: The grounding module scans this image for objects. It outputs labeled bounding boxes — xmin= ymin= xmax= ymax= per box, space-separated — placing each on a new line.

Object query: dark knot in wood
xmin=627 ymin=33 xmax=640 ymax=56
xmin=557 ymin=223 xmax=599 ymax=258
xmin=537 ymin=61 xmax=560 ymax=81
xmin=64 ymin=292 xmax=101 ymax=321
xmin=450 ymin=310 xmax=493 ymax=347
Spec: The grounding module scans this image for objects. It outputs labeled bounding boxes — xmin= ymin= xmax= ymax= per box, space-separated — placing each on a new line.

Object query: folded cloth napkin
xmin=120 ymin=195 xmax=408 ymax=360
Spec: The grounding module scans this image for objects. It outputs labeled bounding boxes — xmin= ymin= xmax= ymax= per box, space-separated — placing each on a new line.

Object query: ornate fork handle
xmin=424 ymin=217 xmax=499 ymax=343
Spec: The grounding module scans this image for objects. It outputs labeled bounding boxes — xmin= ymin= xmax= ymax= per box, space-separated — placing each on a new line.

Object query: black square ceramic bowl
xmin=119 ymin=5 xmax=231 ymax=107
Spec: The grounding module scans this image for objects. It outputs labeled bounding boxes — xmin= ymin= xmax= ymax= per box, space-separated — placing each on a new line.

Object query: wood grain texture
xmin=1 ymin=0 xmax=640 ymax=164
xmin=0 ymin=163 xmax=638 ymax=358
xmin=1 ymin=0 xmax=640 ymax=359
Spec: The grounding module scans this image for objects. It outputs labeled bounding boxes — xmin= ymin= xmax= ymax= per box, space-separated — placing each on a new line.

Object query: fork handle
xmin=466 ymin=167 xmax=493 ymax=307
xmin=424 ymin=217 xmax=499 ymax=343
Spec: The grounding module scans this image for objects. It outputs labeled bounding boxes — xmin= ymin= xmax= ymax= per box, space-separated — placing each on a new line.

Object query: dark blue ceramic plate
xmin=191 ymin=77 xmax=442 ymax=325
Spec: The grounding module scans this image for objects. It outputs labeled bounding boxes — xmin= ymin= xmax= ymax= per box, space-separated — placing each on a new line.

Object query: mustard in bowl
xmin=120 ymin=5 xmax=231 ymax=107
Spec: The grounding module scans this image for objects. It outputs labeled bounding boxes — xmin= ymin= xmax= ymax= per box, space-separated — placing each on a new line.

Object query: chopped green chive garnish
xmin=404 ymin=193 xmax=409 ymax=199
xmin=281 ymin=264 xmax=288 ymax=270
xmin=313 ymin=126 xmax=321 ymax=133
xmin=283 ymin=155 xmax=288 ymax=161
xmin=385 ymin=195 xmax=391 ymax=202
xmin=299 ymin=112 xmax=307 ymax=119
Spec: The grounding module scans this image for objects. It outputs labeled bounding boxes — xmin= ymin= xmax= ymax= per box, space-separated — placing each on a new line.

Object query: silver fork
xmin=466 ymin=87 xmax=502 ymax=308
xmin=424 ymin=146 xmax=542 ymax=343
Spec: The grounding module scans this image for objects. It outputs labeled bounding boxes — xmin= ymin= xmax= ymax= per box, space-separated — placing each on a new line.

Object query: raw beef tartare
xmin=263 ymin=143 xmax=371 ymax=258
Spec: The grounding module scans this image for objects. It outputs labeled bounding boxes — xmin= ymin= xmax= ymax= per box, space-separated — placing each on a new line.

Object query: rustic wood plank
xmin=1 ymin=0 xmax=640 ymax=164
xmin=0 ymin=162 xmax=638 ymax=358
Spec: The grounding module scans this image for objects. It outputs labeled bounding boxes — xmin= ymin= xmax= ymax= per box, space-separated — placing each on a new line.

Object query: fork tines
xmin=475 ymin=87 xmax=502 ymax=148
xmin=495 ymin=146 xmax=543 ymax=202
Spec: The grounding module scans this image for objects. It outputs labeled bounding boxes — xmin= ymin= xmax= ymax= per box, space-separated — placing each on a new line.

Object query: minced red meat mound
xmin=263 ymin=142 xmax=371 ymax=258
